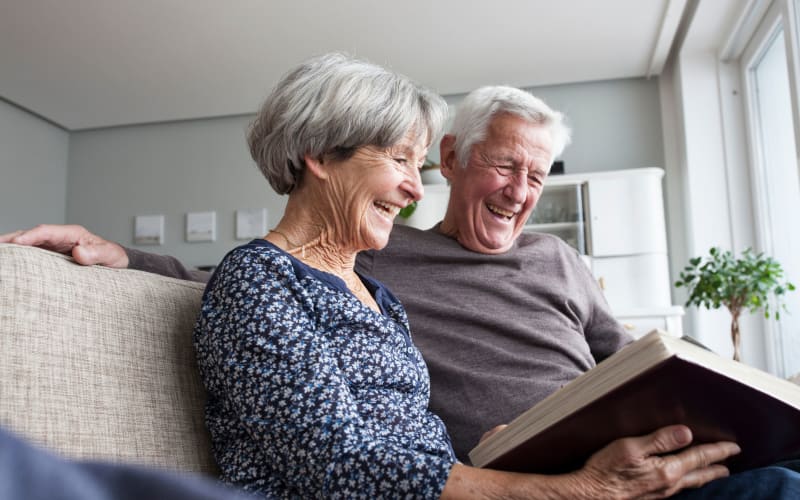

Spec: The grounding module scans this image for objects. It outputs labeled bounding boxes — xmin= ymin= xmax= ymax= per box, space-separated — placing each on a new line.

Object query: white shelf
xmin=525 ymin=221 xmax=583 ymax=232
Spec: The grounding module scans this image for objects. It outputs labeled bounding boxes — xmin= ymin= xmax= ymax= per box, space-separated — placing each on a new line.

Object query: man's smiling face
xmin=440 ymin=113 xmax=554 ymax=254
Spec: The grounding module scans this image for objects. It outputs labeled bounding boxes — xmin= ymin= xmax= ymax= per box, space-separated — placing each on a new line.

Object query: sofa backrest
xmin=0 ymin=243 xmax=217 ymax=474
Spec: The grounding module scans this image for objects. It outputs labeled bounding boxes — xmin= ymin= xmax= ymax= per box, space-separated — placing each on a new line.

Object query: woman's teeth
xmin=375 ymin=201 xmax=401 ymax=218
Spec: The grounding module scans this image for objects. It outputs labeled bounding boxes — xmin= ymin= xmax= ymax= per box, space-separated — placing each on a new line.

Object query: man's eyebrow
xmin=480 ymin=151 xmax=516 ymax=163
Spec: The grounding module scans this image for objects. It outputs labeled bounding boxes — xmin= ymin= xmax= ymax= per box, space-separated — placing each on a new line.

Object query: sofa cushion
xmin=0 ymin=243 xmax=216 ymax=474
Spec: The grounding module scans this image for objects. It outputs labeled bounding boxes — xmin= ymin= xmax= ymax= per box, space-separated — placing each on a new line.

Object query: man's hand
xmin=575 ymin=425 xmax=740 ymax=499
xmin=0 ymin=224 xmax=129 ymax=268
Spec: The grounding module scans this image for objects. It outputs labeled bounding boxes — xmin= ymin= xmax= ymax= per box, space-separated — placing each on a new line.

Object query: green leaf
xmin=398 ymin=201 xmax=417 ymax=218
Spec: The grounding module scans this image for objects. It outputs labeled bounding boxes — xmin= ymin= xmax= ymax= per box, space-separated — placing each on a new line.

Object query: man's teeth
xmin=375 ymin=201 xmax=401 ymax=217
xmin=487 ymin=204 xmax=514 ymax=219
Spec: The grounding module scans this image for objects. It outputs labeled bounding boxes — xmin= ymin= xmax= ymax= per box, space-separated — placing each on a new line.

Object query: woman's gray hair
xmin=248 ymin=53 xmax=448 ymax=194
xmin=449 ymin=86 xmax=571 ymax=168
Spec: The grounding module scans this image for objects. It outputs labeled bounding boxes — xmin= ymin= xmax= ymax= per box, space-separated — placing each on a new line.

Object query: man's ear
xmin=439 ymin=134 xmax=458 ymax=181
xmin=303 ymin=154 xmax=329 ymax=180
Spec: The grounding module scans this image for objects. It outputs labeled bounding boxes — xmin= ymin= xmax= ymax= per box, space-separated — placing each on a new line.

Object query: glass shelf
xmin=524 ymin=182 xmax=588 ymax=253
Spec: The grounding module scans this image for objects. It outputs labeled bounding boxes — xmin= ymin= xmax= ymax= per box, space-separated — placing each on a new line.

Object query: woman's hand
xmin=0 ymin=224 xmax=129 ymax=268
xmin=574 ymin=425 xmax=739 ymax=499
xmin=441 ymin=425 xmax=739 ymax=499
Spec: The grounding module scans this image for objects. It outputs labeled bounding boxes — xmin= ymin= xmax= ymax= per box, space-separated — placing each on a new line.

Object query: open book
xmin=469 ymin=330 xmax=800 ymax=473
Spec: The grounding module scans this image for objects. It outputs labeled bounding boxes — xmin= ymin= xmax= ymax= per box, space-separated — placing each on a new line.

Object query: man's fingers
xmin=8 ymin=224 xmax=77 ymax=251
xmin=0 ymin=224 xmax=129 ymax=268
xmin=0 ymin=230 xmax=25 ymax=243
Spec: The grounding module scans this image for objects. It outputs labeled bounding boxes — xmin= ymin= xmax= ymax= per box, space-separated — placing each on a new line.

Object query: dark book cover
xmin=471 ymin=334 xmax=800 ymax=474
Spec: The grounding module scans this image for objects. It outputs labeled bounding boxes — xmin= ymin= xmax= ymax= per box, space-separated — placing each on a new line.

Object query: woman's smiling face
xmin=321 ymin=130 xmax=428 ymax=253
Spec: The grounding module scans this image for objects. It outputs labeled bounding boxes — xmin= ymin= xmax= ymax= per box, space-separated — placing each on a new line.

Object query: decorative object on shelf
xmin=420 ymin=160 xmax=446 ymax=184
xmin=550 ymin=160 xmax=565 ymax=175
xmin=133 ymin=214 xmax=164 ymax=245
xmin=236 ymin=208 xmax=268 ymax=240
xmin=675 ymin=247 xmax=795 ymax=361
xmin=186 ymin=211 xmax=216 ymax=242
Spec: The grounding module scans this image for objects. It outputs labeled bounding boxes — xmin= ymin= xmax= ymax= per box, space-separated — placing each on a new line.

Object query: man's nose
xmin=503 ymin=171 xmax=528 ymax=203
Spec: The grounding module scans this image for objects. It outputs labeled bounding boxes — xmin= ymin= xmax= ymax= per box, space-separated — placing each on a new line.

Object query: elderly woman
xmin=193 ymin=53 xmax=454 ymax=497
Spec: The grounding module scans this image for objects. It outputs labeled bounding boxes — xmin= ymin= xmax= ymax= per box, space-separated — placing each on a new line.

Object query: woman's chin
xmin=362 ymin=227 xmax=392 ymax=251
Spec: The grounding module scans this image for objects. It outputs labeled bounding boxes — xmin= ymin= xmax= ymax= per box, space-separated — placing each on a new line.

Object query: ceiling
xmin=0 ymin=0 xmax=691 ymax=131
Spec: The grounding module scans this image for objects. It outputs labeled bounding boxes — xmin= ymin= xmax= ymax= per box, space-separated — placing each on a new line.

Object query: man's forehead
xmin=475 ymin=138 xmax=553 ymax=162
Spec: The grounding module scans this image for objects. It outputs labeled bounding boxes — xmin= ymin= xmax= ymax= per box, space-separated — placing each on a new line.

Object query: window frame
xmin=738 ymin=0 xmax=800 ymax=376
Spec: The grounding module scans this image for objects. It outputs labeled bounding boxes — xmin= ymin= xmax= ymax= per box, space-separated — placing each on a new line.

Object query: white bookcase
xmin=525 ymin=167 xmax=683 ymax=336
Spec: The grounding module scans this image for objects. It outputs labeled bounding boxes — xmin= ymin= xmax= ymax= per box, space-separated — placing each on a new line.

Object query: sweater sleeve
xmin=194 ymin=248 xmax=452 ymax=498
xmin=573 ymin=253 xmax=634 ymax=362
xmin=125 ymin=248 xmax=211 ymax=283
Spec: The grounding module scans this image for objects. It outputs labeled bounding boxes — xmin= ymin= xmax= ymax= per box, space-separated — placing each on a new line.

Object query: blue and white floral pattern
xmin=194 ymin=240 xmax=455 ymax=499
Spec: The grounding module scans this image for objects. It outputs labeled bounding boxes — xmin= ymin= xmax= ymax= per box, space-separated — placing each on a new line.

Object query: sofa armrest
xmin=0 ymin=243 xmax=216 ymax=474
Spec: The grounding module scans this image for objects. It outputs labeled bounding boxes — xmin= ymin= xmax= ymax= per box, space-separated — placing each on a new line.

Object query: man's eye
xmin=495 ymin=165 xmax=514 ymax=175
xmin=527 ymin=175 xmax=543 ymax=187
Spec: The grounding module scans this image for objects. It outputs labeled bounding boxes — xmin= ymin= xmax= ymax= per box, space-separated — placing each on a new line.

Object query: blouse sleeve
xmin=194 ymin=248 xmax=453 ymax=499
xmin=125 ymin=248 xmax=211 ymax=283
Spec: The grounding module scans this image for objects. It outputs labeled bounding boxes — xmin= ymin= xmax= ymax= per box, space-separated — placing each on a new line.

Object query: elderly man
xmin=4 ymin=86 xmax=799 ymax=499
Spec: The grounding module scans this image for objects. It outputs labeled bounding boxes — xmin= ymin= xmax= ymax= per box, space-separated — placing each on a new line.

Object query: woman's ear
xmin=303 ymin=154 xmax=329 ymax=180
xmin=439 ymin=134 xmax=458 ymax=181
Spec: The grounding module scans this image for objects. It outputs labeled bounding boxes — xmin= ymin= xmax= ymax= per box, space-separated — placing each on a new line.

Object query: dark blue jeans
xmin=0 ymin=427 xmax=254 ymax=500
xmin=675 ymin=463 xmax=800 ymax=499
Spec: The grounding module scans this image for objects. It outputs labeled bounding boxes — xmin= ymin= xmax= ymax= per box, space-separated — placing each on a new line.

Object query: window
xmin=741 ymin=0 xmax=800 ymax=377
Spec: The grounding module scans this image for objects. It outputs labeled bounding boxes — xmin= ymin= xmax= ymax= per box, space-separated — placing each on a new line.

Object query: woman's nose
xmin=406 ymin=167 xmax=424 ymax=202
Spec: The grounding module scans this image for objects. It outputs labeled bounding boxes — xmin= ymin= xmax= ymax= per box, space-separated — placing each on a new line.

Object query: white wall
xmin=67 ymin=116 xmax=286 ymax=268
xmin=66 ymin=77 xmax=664 ymax=269
xmin=0 ymin=100 xmax=69 ymax=233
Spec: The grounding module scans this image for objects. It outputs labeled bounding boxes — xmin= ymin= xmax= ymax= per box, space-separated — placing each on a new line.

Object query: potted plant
xmin=675 ymin=247 xmax=795 ymax=361
xmin=398 ymin=201 xmax=417 ymax=219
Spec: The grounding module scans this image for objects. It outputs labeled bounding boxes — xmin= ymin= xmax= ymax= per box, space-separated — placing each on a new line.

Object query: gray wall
xmin=67 ymin=116 xmax=285 ymax=268
xmin=433 ymin=77 xmax=665 ymax=173
xmin=527 ymin=78 xmax=664 ymax=173
xmin=63 ymin=76 xmax=663 ymax=268
xmin=0 ymin=100 xmax=69 ymax=233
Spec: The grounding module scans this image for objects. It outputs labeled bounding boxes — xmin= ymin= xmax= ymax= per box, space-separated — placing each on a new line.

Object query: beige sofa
xmin=0 ymin=243 xmax=217 ymax=474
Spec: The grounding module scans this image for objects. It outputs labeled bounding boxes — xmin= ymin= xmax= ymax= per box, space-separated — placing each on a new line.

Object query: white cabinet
xmin=615 ymin=306 xmax=685 ymax=338
xmin=592 ymin=254 xmax=672 ymax=309
xmin=396 ymin=184 xmax=449 ymax=230
xmin=585 ymin=171 xmax=667 ymax=256
xmin=525 ymin=167 xmax=683 ymax=335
